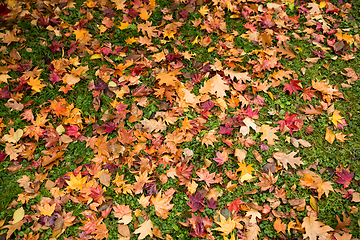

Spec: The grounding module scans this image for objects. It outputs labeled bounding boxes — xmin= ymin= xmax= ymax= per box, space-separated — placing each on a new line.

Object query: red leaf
xmin=212 ymin=151 xmax=228 ymax=166
xmin=187 ymin=192 xmax=205 ymax=212
xmin=218 ymin=124 xmax=233 ymax=135
xmin=335 ymin=167 xmax=354 ymax=188
xmin=66 ymin=125 xmax=81 ymax=138
xmin=276 ymin=111 xmax=303 ymax=135
xmin=227 ymin=197 xmax=245 ymax=212
xmin=283 ymin=80 xmax=302 ymax=96
xmin=301 ymin=86 xmax=316 ymax=101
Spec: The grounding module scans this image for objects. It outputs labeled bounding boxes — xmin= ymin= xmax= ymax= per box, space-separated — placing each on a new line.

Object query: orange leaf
xmin=28 ymin=77 xmax=46 ymax=92
xmin=325 ymin=128 xmax=335 ymax=144
xmin=273 ymin=218 xmax=286 ymax=233
xmin=150 ymin=190 xmax=174 ymax=219
xmin=39 ymin=202 xmax=56 ymax=216
xmin=66 ymin=172 xmax=87 ymax=191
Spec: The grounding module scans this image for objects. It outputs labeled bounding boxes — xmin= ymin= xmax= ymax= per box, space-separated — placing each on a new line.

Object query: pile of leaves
xmin=0 ymin=0 xmax=359 ymax=239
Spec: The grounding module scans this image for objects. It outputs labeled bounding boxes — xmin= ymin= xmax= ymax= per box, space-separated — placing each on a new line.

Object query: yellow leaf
xmin=66 ymin=172 xmax=87 ymax=191
xmin=90 ymin=54 xmax=101 ymax=60
xmin=149 ymin=0 xmax=156 ymax=7
xmin=0 ymin=74 xmax=11 ymax=83
xmin=310 ymin=195 xmax=319 ymax=212
xmin=224 ymin=233 xmax=236 ymax=240
xmin=273 ymin=218 xmax=286 ymax=233
xmin=125 ymin=37 xmax=138 ymax=45
xmin=39 ymin=202 xmax=56 ymax=216
xmin=28 ymin=77 xmax=46 ymax=92
xmin=62 ymin=73 xmax=80 ymax=86
xmin=117 ymin=22 xmax=130 ymax=30
xmin=237 ymin=163 xmax=255 ymax=182
xmin=199 ymin=5 xmax=209 ymax=17
xmin=267 ymin=91 xmax=274 ymax=100
xmin=2 ymin=128 xmax=23 ymax=143
xmin=208 ymin=47 xmax=215 ymax=52
xmin=319 ymin=1 xmax=326 ymax=8
xmin=191 ymin=36 xmax=199 ymax=45
xmin=187 ymin=180 xmax=198 ymax=194
xmin=139 ymin=8 xmax=150 ymax=21
xmin=150 ymin=190 xmax=174 ymax=219
xmin=111 ymin=0 xmax=126 ymax=10
xmin=329 ymin=110 xmax=343 ymax=126
xmin=325 ymin=128 xmax=335 ymax=144
xmin=12 ymin=207 xmax=24 ymax=224
xmin=214 ymin=214 xmax=237 ymax=236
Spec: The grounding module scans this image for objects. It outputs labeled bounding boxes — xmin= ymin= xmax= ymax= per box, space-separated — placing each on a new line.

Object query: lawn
xmin=0 ymin=0 xmax=360 ymax=239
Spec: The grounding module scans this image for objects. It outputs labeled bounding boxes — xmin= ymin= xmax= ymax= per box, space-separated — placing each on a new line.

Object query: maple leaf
xmin=113 ymin=204 xmax=132 ymax=220
xmin=329 ymin=110 xmax=344 ymax=127
xmin=218 ymin=124 xmax=234 ymax=135
xmin=276 ymin=111 xmax=303 ymax=135
xmin=212 ymin=150 xmax=228 ymax=166
xmin=206 ymin=198 xmax=218 ymax=209
xmin=335 ymin=166 xmax=354 ymax=188
xmin=255 ymin=171 xmax=278 ymax=192
xmin=156 ymin=71 xmax=181 ymax=87
xmin=302 ymin=216 xmax=333 ymax=240
xmin=227 ymin=197 xmax=245 ymax=212
xmin=202 ymin=130 xmax=218 ymax=147
xmin=273 ymin=218 xmax=286 ymax=233
xmin=187 ymin=192 xmax=205 ymax=212
xmin=28 ymin=76 xmax=46 ymax=92
xmin=273 ymin=151 xmax=304 ymax=170
xmin=283 ymin=80 xmax=302 ymax=96
xmin=315 ymin=180 xmax=334 ymax=199
xmin=38 ymin=202 xmax=56 ymax=216
xmin=237 ymin=162 xmax=255 ymax=182
xmin=186 ymin=213 xmax=213 ymax=238
xmin=66 ymin=172 xmax=87 ymax=191
xmin=134 ymin=220 xmax=153 ymax=240
xmin=199 ymin=74 xmax=229 ymax=98
xmin=301 ymin=86 xmax=316 ymax=101
xmin=196 ymin=168 xmax=216 ymax=187
xmin=214 ymin=213 xmax=239 ymax=236
xmin=150 ymin=190 xmax=174 ymax=219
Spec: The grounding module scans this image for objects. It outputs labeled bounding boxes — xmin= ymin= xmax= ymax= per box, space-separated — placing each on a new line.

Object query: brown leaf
xmin=99 ymin=171 xmax=111 ymax=187
xmin=235 ymin=148 xmax=246 ymax=163
xmin=133 ymin=220 xmax=153 ymax=240
xmin=335 ymin=212 xmax=351 ymax=231
xmin=252 ymin=150 xmax=262 ymax=163
xmin=302 ymin=216 xmax=333 ymax=240
xmin=273 ymin=151 xmax=304 ymax=170
xmin=4 ymin=99 xmax=24 ymax=111
xmin=118 ymin=224 xmax=130 ymax=237
xmin=150 ymin=190 xmax=174 ymax=219
xmin=0 ymin=221 xmax=23 ymax=239
xmin=255 ymin=171 xmax=278 ymax=192
xmin=288 ymin=198 xmax=306 ymax=211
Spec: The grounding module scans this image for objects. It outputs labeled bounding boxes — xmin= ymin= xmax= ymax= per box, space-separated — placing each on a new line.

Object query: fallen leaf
xmin=302 ymin=216 xmax=333 ymax=240
xmin=133 ymin=220 xmax=153 ymax=240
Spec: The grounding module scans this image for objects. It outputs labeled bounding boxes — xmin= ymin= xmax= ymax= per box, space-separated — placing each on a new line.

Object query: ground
xmin=0 ymin=0 xmax=360 ymax=239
